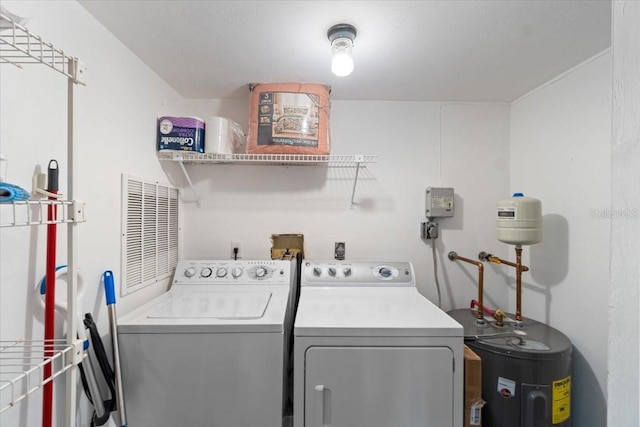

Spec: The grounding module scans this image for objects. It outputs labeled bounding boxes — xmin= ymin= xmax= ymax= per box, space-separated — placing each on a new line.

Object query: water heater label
xmin=497 ymin=376 xmax=516 ymax=398
xmin=552 ymin=376 xmax=571 ymax=424
xmin=497 ymin=207 xmax=516 ymax=220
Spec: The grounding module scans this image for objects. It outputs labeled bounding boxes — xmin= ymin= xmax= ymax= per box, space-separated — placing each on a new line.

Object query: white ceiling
xmin=79 ymin=0 xmax=611 ymax=102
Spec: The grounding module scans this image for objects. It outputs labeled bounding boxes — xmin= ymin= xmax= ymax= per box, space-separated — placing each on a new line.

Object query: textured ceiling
xmin=79 ymin=0 xmax=611 ymax=101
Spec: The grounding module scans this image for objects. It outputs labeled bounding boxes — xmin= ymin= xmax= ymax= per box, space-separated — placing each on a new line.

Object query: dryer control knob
xmin=185 ymin=267 xmax=196 ymax=278
xmin=255 ymin=267 xmax=267 ymax=278
xmin=232 ymin=267 xmax=243 ymax=278
xmin=201 ymin=267 xmax=213 ymax=278
xmin=313 ymin=267 xmax=322 ymax=277
xmin=343 ymin=268 xmax=352 ymax=277
xmin=216 ymin=267 xmax=228 ymax=278
xmin=328 ymin=267 xmax=337 ymax=277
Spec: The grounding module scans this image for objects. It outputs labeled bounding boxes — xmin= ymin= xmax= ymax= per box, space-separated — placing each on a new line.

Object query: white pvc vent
xmin=121 ymin=174 xmax=179 ymax=296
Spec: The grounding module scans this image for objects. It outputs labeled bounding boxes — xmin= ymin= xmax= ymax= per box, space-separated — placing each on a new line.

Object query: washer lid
xmin=148 ymin=291 xmax=271 ymax=319
xmin=118 ymin=286 xmax=290 ymax=334
xmin=294 ymin=287 xmax=462 ymax=337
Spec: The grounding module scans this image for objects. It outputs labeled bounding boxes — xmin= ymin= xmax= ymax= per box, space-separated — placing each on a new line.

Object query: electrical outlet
xmin=334 ymin=242 xmax=346 ymax=260
xmin=421 ymin=221 xmax=439 ymax=240
xmin=231 ymin=241 xmax=242 ymax=259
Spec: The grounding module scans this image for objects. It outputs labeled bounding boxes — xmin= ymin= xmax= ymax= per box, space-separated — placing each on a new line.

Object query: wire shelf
xmin=0 ymin=13 xmax=85 ymax=84
xmin=157 ymin=151 xmax=378 ymax=167
xmin=1 ymin=8 xmax=86 ymax=426
xmin=0 ymin=339 xmax=85 ymax=413
xmin=0 ymin=200 xmax=86 ymax=228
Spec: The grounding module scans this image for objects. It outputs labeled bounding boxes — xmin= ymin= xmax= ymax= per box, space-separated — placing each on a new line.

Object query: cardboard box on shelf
xmin=464 ymin=345 xmax=484 ymax=427
xmin=248 ymin=83 xmax=331 ymax=155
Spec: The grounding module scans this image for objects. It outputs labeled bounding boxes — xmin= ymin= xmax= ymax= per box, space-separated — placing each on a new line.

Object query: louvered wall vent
xmin=121 ymin=174 xmax=179 ymax=296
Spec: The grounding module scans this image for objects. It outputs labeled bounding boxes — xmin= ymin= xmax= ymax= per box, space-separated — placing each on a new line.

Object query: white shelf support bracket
xmin=349 ymin=155 xmax=365 ymax=208
xmin=177 ymin=160 xmax=200 ymax=208
xmin=68 ymin=200 xmax=86 ymax=223
xmin=72 ymin=59 xmax=87 ymax=86
xmin=71 ymin=339 xmax=86 ymax=366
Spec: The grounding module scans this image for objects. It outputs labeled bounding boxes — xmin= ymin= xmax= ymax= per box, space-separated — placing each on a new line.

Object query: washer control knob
xmin=200 ymin=267 xmax=213 ymax=278
xmin=184 ymin=267 xmax=196 ymax=278
xmin=255 ymin=267 xmax=267 ymax=278
xmin=328 ymin=267 xmax=337 ymax=277
xmin=313 ymin=267 xmax=322 ymax=277
xmin=232 ymin=267 xmax=243 ymax=278
xmin=343 ymin=268 xmax=352 ymax=277
xmin=379 ymin=267 xmax=392 ymax=278
xmin=216 ymin=267 xmax=228 ymax=278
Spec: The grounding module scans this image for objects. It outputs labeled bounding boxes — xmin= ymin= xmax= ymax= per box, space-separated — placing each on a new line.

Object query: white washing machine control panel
xmin=173 ymin=260 xmax=292 ymax=285
xmin=302 ymin=260 xmax=415 ymax=287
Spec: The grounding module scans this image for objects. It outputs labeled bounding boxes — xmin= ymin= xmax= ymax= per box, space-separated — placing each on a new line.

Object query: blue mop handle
xmin=102 ymin=270 xmax=127 ymax=427
xmin=103 ymin=270 xmax=116 ymax=306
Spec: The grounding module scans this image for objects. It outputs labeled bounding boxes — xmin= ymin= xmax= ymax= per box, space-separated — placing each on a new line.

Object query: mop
xmin=0 ymin=153 xmax=29 ymax=202
xmin=36 ymin=267 xmax=109 ymax=426
xmin=103 ymin=271 xmax=128 ymax=427
xmin=0 ymin=181 xmax=30 ymax=202
xmin=82 ymin=313 xmax=117 ymax=426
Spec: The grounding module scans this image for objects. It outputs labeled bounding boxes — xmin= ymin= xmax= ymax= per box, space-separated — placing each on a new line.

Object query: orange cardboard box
xmin=248 ymin=83 xmax=331 ymax=155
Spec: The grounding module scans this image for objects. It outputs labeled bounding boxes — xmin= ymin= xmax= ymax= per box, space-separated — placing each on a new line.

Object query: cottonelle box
xmin=464 ymin=345 xmax=484 ymax=427
xmin=157 ymin=116 xmax=205 ymax=152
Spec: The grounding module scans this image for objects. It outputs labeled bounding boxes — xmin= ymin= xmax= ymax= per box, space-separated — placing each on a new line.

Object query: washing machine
xmin=293 ymin=260 xmax=464 ymax=427
xmin=118 ymin=259 xmax=296 ymax=427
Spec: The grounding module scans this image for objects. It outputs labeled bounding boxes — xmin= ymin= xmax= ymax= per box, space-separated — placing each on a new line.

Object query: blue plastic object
xmin=103 ymin=271 xmax=116 ymax=306
xmin=513 ymin=192 xmax=524 ymax=197
xmin=39 ymin=265 xmax=68 ymax=295
xmin=0 ymin=182 xmax=30 ymax=202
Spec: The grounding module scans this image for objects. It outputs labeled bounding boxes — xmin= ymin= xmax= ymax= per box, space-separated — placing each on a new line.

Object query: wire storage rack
xmin=0 ymin=12 xmax=86 ymax=84
xmin=0 ymin=200 xmax=86 ymax=228
xmin=157 ymin=151 xmax=378 ymax=166
xmin=157 ymin=151 xmax=379 ymax=207
xmin=0 ymin=339 xmax=84 ymax=413
xmin=1 ymin=11 xmax=86 ymax=426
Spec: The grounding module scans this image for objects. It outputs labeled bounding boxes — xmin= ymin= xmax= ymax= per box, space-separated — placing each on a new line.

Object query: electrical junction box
xmin=426 ymin=187 xmax=455 ymax=218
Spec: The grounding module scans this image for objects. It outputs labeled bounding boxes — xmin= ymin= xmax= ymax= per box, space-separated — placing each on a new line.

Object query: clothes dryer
xmin=294 ymin=260 xmax=463 ymax=427
xmin=118 ymin=259 xmax=296 ymax=427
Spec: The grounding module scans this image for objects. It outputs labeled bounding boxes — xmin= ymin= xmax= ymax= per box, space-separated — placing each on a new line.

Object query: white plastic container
xmin=204 ymin=117 xmax=246 ymax=154
xmin=496 ymin=193 xmax=542 ymax=245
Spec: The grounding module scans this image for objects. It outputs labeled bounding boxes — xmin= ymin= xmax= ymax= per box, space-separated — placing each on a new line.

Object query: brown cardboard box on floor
xmin=464 ymin=345 xmax=484 ymax=427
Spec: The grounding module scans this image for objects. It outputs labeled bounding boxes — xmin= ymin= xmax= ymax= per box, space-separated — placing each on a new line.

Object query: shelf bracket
xmin=349 ymin=155 xmax=365 ymax=208
xmin=177 ymin=160 xmax=200 ymax=208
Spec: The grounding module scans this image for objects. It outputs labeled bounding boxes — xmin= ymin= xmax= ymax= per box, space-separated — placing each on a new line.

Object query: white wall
xmin=510 ymin=51 xmax=612 ymax=426
xmin=180 ymin=100 xmax=512 ymax=310
xmin=609 ymin=2 xmax=640 ymax=426
xmin=0 ymin=1 xmax=184 ymax=426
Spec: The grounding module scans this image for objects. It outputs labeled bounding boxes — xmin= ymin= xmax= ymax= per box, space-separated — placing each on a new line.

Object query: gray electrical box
xmin=425 ymin=187 xmax=455 ymax=218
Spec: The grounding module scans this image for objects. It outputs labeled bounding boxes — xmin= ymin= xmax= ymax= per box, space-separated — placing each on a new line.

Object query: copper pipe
xmin=480 ymin=249 xmax=529 ymax=324
xmin=479 ymin=252 xmax=529 ymax=272
xmin=448 ymin=251 xmax=485 ymax=323
xmin=515 ymin=246 xmax=523 ymax=322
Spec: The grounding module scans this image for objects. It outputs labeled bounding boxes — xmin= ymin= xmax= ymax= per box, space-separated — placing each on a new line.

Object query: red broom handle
xmin=43 ymin=160 xmax=59 ymax=427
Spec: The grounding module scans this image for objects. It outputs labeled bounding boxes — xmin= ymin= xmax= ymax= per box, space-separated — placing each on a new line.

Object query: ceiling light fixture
xmin=328 ymin=23 xmax=357 ymax=77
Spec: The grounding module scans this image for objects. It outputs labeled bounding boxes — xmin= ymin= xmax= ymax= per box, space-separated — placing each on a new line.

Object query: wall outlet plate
xmin=334 ymin=242 xmax=346 ymax=260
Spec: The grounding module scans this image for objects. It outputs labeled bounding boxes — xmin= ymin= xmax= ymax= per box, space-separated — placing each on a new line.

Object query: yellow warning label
xmin=552 ymin=376 xmax=571 ymax=424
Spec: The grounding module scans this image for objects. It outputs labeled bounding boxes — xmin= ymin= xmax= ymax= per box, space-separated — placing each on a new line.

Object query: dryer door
xmin=304 ymin=346 xmax=454 ymax=427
